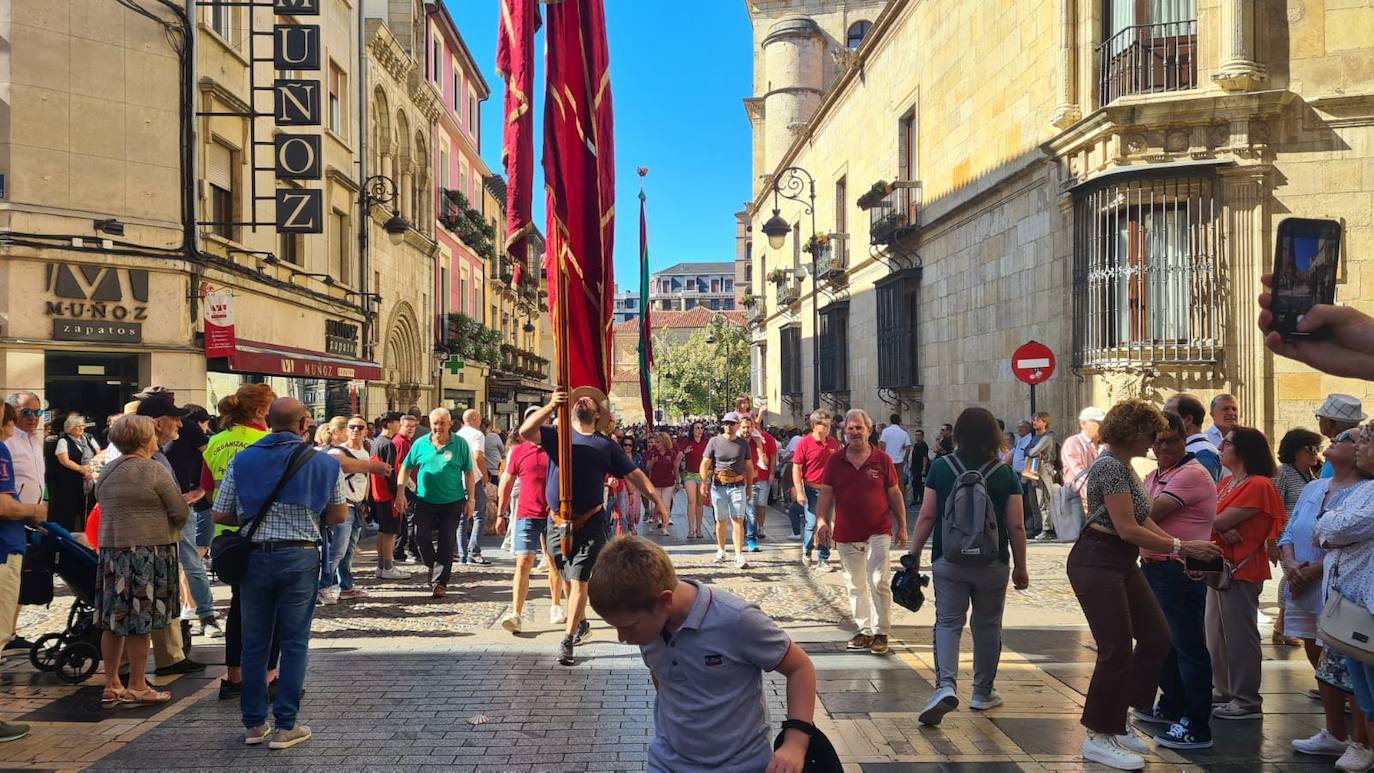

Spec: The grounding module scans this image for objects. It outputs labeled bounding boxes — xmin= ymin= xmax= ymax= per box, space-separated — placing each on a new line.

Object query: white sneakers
xmin=918 ymin=687 xmax=959 ymax=726
xmin=376 ymin=566 xmax=408 ymax=580
xmin=550 ymin=605 xmax=567 ymax=625
xmin=1337 ymin=741 xmax=1374 ymax=772
xmin=968 ymin=689 xmax=1002 ymax=711
xmin=1114 ymin=732 xmax=1150 ymax=755
xmin=1082 ymin=732 xmax=1145 ymax=770
xmin=316 ymin=587 xmax=338 ymax=606
xmin=1293 ymin=729 xmax=1349 ymax=756
xmin=786 ymin=532 xmax=802 ymax=541
xmin=735 ymin=555 xmax=749 ymax=569
xmin=714 ymin=549 xmax=727 ymax=563
xmin=499 ymin=611 xmax=522 ymax=634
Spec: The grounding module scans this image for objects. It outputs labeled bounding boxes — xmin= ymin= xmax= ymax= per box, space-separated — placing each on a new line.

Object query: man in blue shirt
xmin=520 ymin=388 xmax=668 ymax=666
xmin=0 ymin=401 xmax=42 ymax=742
xmin=1164 ymin=394 xmax=1223 ymax=482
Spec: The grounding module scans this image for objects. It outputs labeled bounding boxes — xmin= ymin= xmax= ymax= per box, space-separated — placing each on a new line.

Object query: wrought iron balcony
xmin=868 ymin=185 xmax=919 ymax=245
xmin=1098 ymin=20 xmax=1197 ymax=107
xmin=815 ymin=238 xmax=847 ymax=283
xmin=775 ymin=277 xmax=800 ymax=306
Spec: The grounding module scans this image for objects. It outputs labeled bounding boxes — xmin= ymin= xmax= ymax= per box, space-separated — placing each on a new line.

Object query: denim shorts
xmin=710 ymin=484 xmax=749 ymax=521
xmin=751 ymin=481 xmax=769 ymax=508
xmin=193 ymin=508 xmax=215 ymax=549
xmin=514 ymin=517 xmax=548 ymax=556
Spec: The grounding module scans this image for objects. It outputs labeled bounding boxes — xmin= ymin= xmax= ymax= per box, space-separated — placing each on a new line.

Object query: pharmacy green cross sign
xmin=444 ymin=356 xmax=464 ymax=375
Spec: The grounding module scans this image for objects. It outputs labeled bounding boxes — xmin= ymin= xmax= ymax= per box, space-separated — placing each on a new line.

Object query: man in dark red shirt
xmin=369 ymin=412 xmax=407 ymax=579
xmin=816 ymin=409 xmax=907 ymax=655
xmin=791 ymin=410 xmax=840 ymax=570
xmin=677 ymin=423 xmax=711 ymax=540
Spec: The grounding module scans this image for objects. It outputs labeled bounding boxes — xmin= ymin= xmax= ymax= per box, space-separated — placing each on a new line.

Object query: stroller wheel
xmin=55 ymin=642 xmax=100 ymax=684
xmin=29 ymin=633 xmax=66 ymax=672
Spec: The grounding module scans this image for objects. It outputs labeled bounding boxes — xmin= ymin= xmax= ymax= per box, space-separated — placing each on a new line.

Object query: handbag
xmin=1318 ymin=555 xmax=1374 ymax=664
xmin=210 ymin=442 xmax=316 ymax=584
xmin=1206 ymin=553 xmax=1256 ymax=592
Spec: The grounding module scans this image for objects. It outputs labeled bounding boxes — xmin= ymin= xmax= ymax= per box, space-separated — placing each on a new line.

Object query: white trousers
xmin=836 ymin=533 xmax=893 ymax=636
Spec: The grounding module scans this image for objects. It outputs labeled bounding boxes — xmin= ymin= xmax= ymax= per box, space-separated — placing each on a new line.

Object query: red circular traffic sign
xmin=1012 ymin=341 xmax=1056 ymax=385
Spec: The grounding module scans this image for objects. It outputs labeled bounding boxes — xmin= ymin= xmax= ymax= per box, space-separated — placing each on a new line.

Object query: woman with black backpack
xmin=907 ymin=407 xmax=1028 ymax=727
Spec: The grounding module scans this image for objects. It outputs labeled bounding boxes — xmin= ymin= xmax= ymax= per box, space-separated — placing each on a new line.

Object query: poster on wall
xmin=204 ymin=288 xmax=236 ymax=358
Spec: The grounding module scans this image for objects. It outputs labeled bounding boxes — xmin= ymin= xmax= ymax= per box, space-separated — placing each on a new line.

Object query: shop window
xmin=1072 ymin=169 xmax=1220 ymax=367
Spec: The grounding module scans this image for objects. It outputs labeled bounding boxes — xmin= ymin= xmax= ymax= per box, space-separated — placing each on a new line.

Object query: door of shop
xmin=45 ymin=352 xmax=142 ymax=437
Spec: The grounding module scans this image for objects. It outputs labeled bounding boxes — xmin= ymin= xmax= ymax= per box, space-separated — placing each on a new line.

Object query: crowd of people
xmin=0 ymin=282 xmax=1371 ymax=768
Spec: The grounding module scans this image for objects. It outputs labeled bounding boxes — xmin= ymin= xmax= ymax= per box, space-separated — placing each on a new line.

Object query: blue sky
xmin=442 ymin=1 xmax=754 ymax=291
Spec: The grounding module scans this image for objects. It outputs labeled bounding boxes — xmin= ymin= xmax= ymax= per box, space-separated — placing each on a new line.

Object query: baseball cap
xmin=135 ymin=395 xmax=187 ymax=419
xmin=721 ymin=411 xmax=741 ymax=425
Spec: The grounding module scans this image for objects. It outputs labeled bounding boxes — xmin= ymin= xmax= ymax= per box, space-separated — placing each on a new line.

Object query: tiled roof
xmin=612 ymin=307 xmax=746 ymax=334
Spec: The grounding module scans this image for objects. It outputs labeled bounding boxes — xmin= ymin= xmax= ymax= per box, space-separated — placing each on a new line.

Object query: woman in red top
xmin=678 ymin=423 xmax=710 ymax=540
xmin=643 ymin=433 xmax=682 ymax=537
xmin=1208 ymin=426 xmax=1285 ymax=720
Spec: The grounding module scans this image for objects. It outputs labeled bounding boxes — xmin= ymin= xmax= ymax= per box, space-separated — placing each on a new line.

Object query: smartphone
xmin=1270 ymin=217 xmax=1342 ymax=340
xmin=1185 ymin=555 xmax=1224 ymax=573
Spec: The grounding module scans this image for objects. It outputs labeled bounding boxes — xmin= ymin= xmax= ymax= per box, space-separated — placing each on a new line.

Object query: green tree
xmin=653 ymin=317 xmax=750 ymax=422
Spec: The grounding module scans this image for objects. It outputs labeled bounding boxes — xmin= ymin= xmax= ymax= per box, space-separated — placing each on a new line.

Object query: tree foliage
xmin=652 ymin=317 xmax=750 ymax=422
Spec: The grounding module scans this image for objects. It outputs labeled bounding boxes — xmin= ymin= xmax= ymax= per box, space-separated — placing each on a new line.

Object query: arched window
xmin=846 ymin=20 xmax=872 ymax=49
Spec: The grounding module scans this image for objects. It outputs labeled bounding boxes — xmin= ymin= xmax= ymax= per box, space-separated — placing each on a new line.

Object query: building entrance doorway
xmin=45 ymin=352 xmax=142 ymax=439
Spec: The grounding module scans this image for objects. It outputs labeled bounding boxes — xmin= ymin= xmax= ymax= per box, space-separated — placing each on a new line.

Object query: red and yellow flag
xmin=543 ymin=0 xmax=615 ymax=395
xmin=496 ymin=0 xmax=539 ymax=284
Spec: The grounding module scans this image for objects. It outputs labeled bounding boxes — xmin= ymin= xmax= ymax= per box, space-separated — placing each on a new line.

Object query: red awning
xmin=211 ymin=338 xmax=383 ymax=381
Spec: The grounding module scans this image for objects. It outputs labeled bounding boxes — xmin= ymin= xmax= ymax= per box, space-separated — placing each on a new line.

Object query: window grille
xmin=876 ymin=269 xmax=921 ymax=388
xmin=780 ymin=325 xmax=802 ymax=398
xmin=818 ymin=303 xmax=849 ymax=393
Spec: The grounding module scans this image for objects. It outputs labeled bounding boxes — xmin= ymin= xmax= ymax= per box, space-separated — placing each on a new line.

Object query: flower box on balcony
xmin=777 ymin=281 xmax=800 ymax=307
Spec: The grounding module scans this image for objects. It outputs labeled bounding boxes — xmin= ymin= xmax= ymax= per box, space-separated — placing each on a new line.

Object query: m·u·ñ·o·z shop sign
xmin=272 ymin=0 xmax=324 ymax=233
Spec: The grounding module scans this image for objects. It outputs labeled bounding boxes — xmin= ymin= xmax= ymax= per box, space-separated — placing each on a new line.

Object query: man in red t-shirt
xmin=495 ymin=408 xmax=563 ymax=633
xmin=390 ymin=414 xmax=420 ymax=564
xmin=739 ymin=415 xmax=776 ymax=551
xmin=792 ymin=410 xmax=840 ymax=569
xmin=816 ymin=409 xmax=907 ymax=655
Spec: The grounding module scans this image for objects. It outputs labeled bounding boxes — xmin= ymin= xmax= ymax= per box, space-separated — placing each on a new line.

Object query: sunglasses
xmin=17 ymin=409 xmax=41 ymax=418
xmin=347 ymin=425 xmax=367 ymax=430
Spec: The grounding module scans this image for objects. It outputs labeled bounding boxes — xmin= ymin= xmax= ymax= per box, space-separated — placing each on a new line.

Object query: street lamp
xmin=363 ymin=175 xmax=409 ymax=246
xmin=760 ymin=166 xmax=819 ymax=410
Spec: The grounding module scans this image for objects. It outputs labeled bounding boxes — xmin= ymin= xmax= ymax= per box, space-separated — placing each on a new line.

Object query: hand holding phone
xmin=1268 ymin=218 xmax=1342 ymax=341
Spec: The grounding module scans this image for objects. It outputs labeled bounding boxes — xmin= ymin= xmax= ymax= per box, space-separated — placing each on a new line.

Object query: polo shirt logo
xmin=704 ymin=654 xmax=722 ymax=667
xmin=866 ymin=468 xmax=881 ymax=480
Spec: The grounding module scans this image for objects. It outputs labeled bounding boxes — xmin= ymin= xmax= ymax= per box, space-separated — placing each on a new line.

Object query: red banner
xmin=496 ymin=0 xmax=539 ymax=285
xmin=544 ymin=0 xmax=615 ymax=395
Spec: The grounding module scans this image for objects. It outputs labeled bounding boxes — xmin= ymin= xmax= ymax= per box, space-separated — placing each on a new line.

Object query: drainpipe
xmin=357 ymin=3 xmax=372 ymax=363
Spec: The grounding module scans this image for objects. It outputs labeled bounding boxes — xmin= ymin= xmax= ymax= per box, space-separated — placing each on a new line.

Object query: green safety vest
xmin=203 ymin=424 xmax=268 ymax=535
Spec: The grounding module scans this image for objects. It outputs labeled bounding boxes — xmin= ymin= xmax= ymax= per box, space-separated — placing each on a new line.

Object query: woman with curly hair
xmin=1068 ymin=399 xmax=1221 ymax=770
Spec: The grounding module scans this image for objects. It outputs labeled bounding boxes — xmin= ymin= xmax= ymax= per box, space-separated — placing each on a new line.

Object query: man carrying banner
xmin=519 ymin=388 xmax=668 ymax=666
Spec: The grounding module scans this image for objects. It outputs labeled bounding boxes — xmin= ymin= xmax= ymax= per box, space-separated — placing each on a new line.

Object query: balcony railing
xmin=497 ymin=343 xmax=550 ymax=381
xmin=775 ymin=277 xmax=800 ymax=306
xmin=746 ymin=301 xmax=766 ymax=329
xmin=868 ymin=185 xmax=919 ymax=245
xmin=815 ymin=238 xmax=848 ymax=283
xmin=1098 ymin=20 xmax=1197 ymax=107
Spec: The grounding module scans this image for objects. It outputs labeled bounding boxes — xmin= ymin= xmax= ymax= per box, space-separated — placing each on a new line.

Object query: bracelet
xmin=1171 ymin=537 xmax=1181 ymax=556
xmin=780 ymin=719 xmax=818 ymax=737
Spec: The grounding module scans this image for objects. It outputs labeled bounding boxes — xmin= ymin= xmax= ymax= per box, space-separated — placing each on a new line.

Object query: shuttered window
xmin=876 ymin=269 xmax=921 ymax=388
xmin=206 ymin=142 xmax=235 ymax=239
xmin=818 ymin=303 xmax=849 ymax=393
xmin=779 ymin=325 xmax=802 ymax=398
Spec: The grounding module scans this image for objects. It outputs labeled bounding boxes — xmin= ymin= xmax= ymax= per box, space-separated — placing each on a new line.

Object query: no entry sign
xmin=1012 ymin=341 xmax=1056 ymax=385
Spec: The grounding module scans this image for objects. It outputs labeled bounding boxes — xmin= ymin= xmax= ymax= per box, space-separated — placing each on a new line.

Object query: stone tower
xmin=744 ymin=1 xmax=889 ymax=194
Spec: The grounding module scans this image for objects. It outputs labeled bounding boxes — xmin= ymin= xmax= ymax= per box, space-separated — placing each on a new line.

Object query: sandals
xmin=101 ymin=688 xmax=129 ymax=708
xmin=123 ymin=688 xmax=172 ymax=706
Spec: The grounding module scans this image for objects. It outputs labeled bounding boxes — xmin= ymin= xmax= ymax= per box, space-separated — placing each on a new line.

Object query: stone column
xmin=1218 ymin=164 xmax=1273 ymax=437
xmin=1051 ymin=0 xmax=1082 ymax=128
xmin=1212 ymin=0 xmax=1268 ymax=92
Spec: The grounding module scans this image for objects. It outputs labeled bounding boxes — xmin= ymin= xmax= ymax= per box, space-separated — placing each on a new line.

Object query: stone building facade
xmin=747 ymin=0 xmax=1374 ymax=438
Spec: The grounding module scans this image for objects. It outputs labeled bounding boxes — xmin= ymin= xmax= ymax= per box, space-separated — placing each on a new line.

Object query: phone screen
xmin=1271 ymin=218 xmax=1342 ymax=339
xmin=1185 ymin=555 xmax=1224 ymax=573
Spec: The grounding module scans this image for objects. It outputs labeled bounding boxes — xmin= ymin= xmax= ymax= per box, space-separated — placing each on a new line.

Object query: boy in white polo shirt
xmin=589 ymin=536 xmax=818 ymax=772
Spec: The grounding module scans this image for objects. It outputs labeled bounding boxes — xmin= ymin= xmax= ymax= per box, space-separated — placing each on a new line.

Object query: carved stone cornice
xmin=1045 ymin=89 xmax=1294 ymax=189
xmin=367 ymin=26 xmax=414 ymax=87
xmin=197 ymin=77 xmax=252 ymax=115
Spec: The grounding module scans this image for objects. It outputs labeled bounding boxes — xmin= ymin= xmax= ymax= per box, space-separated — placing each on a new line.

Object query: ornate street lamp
xmin=363 ymin=175 xmax=409 ymax=246
xmin=760 ymin=166 xmax=819 ymax=410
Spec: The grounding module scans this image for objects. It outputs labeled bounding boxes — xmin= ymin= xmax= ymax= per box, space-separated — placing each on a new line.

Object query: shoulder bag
xmin=210 ymin=442 xmax=316 ymax=584
xmin=1318 ymin=552 xmax=1374 ymax=664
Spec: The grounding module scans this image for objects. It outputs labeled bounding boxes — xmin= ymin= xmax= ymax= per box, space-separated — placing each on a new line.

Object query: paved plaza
xmin=0 ymin=496 xmax=1333 ymax=771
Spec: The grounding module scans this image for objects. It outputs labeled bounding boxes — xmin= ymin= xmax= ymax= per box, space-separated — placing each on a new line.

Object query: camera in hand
xmin=1269 ymin=217 xmax=1342 ymax=341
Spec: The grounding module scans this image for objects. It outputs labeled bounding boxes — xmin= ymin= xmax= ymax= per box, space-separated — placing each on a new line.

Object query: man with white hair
xmin=2 ymin=392 xmax=43 ymax=654
xmin=1058 ymin=407 xmax=1105 ymax=541
xmin=455 ymin=409 xmax=489 ymax=565
xmin=815 ymin=409 xmax=908 ymax=655
xmin=396 ymin=408 xmax=477 ymax=599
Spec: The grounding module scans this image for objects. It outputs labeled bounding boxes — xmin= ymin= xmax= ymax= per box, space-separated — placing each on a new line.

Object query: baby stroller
xmin=25 ymin=523 xmax=103 ymax=684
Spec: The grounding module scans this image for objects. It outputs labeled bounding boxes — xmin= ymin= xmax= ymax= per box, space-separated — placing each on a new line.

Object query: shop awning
xmin=210 ymin=338 xmax=382 ymax=381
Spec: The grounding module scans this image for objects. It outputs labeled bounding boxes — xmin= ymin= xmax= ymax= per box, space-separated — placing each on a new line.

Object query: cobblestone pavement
xmin=0 ymin=496 xmax=1328 ymax=771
